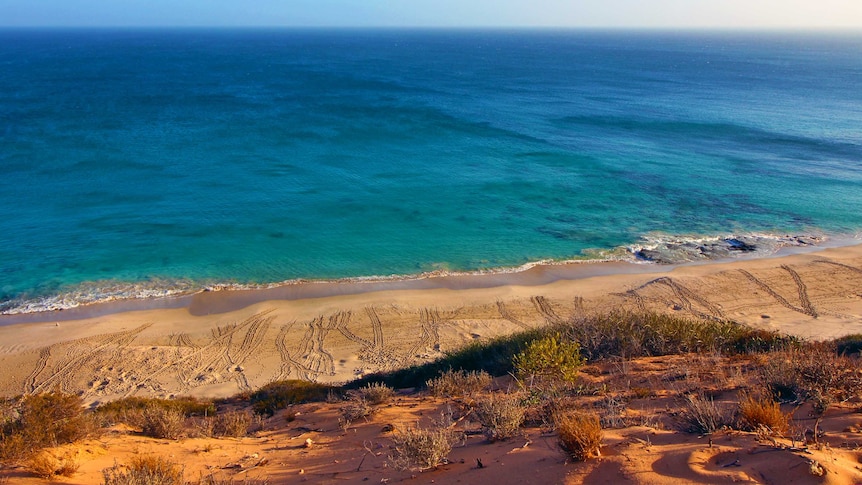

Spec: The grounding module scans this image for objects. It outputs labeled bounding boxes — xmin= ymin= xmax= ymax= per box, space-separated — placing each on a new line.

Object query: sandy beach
xmin=1 ymin=243 xmax=860 ymax=404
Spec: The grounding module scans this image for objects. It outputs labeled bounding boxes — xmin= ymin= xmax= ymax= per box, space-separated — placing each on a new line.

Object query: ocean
xmin=2 ymin=29 xmax=861 ymax=314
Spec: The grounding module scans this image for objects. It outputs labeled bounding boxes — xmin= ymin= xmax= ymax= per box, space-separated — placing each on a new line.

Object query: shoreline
xmin=1 ymin=242 xmax=861 ymax=402
xmin=1 ymin=234 xmax=857 ymax=326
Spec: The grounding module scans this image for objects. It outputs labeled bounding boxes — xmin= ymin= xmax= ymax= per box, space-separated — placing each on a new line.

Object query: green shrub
xmin=249 ymin=380 xmax=335 ymax=416
xmin=514 ymin=334 xmax=584 ymax=385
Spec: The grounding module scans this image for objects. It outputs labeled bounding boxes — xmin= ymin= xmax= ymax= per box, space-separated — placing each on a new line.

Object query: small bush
xmin=514 ymin=334 xmax=584 ymax=385
xmin=680 ymin=394 xmax=728 ymax=434
xmin=736 ymin=393 xmax=790 ymax=436
xmin=357 ymin=382 xmax=394 ymax=405
xmin=339 ymin=397 xmax=374 ymax=431
xmin=102 ymin=456 xmax=184 ymax=485
xmin=28 ymin=451 xmax=79 ymax=479
xmin=389 ymin=425 xmax=461 ymax=472
xmin=213 ymin=410 xmax=253 ymax=438
xmin=555 ymin=411 xmax=603 ymax=461
xmin=474 ymin=393 xmax=526 ymax=442
xmin=0 ymin=392 xmax=98 ymax=464
xmin=249 ymin=380 xmax=335 ymax=416
xmin=426 ymin=369 xmax=492 ymax=398
xmin=834 ymin=334 xmax=862 ymax=356
xmin=96 ymin=397 xmax=215 ymax=429
xmin=141 ymin=405 xmax=186 ymax=440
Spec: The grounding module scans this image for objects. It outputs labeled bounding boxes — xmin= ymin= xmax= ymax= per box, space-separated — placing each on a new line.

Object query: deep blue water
xmin=2 ymin=29 xmax=861 ymax=313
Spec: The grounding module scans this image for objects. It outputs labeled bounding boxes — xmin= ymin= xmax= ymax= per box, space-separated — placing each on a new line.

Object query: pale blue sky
xmin=1 ymin=0 xmax=860 ymax=28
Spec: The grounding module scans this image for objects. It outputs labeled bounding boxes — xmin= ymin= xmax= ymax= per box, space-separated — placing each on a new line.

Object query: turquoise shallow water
xmin=1 ymin=29 xmax=861 ymax=313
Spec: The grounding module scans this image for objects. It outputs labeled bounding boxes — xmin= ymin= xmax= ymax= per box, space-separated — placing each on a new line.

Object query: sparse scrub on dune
xmin=96 ymin=396 xmax=215 ymax=428
xmin=758 ymin=345 xmax=862 ymax=413
xmin=141 ymin=404 xmax=186 ymax=440
xmin=249 ymin=380 xmax=336 ymax=416
xmin=355 ymin=330 xmax=540 ymax=390
xmin=736 ymin=392 xmax=791 ymax=436
xmin=555 ymin=411 xmax=603 ymax=461
xmin=474 ymin=392 xmax=526 ymax=442
xmin=212 ymin=410 xmax=253 ymax=438
xmin=388 ymin=424 xmax=462 ymax=472
xmin=426 ymin=369 xmax=492 ymax=398
xmin=0 ymin=392 xmax=98 ymax=464
xmin=563 ymin=311 xmax=796 ymax=360
xmin=102 ymin=456 xmax=184 ymax=485
xmin=338 ymin=396 xmax=375 ymax=431
xmin=355 ymin=382 xmax=394 ymax=405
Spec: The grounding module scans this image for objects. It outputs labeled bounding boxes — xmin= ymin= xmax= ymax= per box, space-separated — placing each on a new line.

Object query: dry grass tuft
xmin=356 ymin=382 xmax=394 ymax=405
xmin=213 ymin=410 xmax=253 ymax=438
xmin=426 ymin=369 xmax=492 ymax=398
xmin=28 ymin=451 xmax=79 ymax=479
xmin=474 ymin=393 xmax=526 ymax=442
xmin=102 ymin=456 xmax=184 ymax=485
xmin=338 ymin=397 xmax=374 ymax=431
xmin=141 ymin=404 xmax=186 ymax=440
xmin=388 ymin=425 xmax=462 ymax=471
xmin=680 ymin=393 xmax=728 ymax=434
xmin=555 ymin=411 xmax=603 ymax=461
xmin=736 ymin=392 xmax=791 ymax=436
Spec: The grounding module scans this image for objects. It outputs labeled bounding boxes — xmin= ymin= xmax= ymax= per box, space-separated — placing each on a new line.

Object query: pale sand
xmin=1 ymin=244 xmax=861 ymax=404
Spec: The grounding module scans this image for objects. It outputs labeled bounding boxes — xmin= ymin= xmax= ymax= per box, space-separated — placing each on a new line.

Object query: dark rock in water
xmin=725 ymin=238 xmax=756 ymax=251
xmin=634 ymin=250 xmax=658 ymax=262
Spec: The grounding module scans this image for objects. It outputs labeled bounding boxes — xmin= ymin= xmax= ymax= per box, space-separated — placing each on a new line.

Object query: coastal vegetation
xmin=1 ymin=311 xmax=860 ymax=482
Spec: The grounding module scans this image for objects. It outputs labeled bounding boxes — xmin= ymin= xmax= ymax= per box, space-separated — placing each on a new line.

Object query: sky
xmin=1 ymin=0 xmax=861 ymax=29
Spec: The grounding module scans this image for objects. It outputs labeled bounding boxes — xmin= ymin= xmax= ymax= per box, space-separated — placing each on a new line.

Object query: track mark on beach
xmin=132 ymin=310 xmax=274 ymax=396
xmin=496 ymin=301 xmax=532 ymax=331
xmin=738 ymin=269 xmax=817 ymax=318
xmin=31 ymin=323 xmax=153 ymax=395
xmin=531 ymin=296 xmax=565 ymax=325
xmin=405 ymin=308 xmax=443 ymax=359
xmin=781 ymin=265 xmax=817 ymax=318
xmin=812 ymin=259 xmax=862 ymax=276
xmin=331 ymin=310 xmax=372 ymax=348
xmin=24 ymin=347 xmax=51 ymax=393
xmin=614 ymin=278 xmax=724 ymax=321
xmin=366 ymin=307 xmax=385 ymax=349
xmin=296 ymin=315 xmax=337 ymax=379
